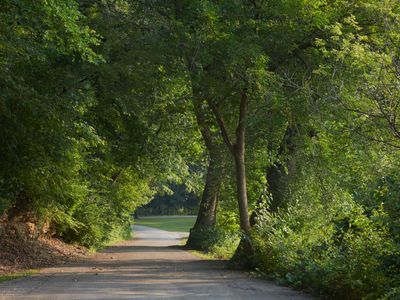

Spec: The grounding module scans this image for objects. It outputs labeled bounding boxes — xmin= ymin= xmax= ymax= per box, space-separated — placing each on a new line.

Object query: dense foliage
xmin=1 ymin=0 xmax=399 ymax=298
xmin=0 ymin=0 xmax=200 ymax=247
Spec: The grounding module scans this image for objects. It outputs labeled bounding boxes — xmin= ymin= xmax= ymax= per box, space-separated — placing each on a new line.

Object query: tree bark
xmin=207 ymin=89 xmax=254 ymax=262
xmin=192 ymin=147 xmax=221 ymax=229
xmin=208 ymin=90 xmax=251 ymax=235
xmin=233 ymin=146 xmax=251 ymax=234
xmin=232 ymin=91 xmax=251 ymax=234
xmin=186 ymin=146 xmax=223 ymax=249
xmin=186 ymin=92 xmax=224 ymax=249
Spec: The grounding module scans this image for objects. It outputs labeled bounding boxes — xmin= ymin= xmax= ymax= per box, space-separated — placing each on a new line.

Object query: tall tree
xmin=186 ymin=96 xmax=225 ymax=249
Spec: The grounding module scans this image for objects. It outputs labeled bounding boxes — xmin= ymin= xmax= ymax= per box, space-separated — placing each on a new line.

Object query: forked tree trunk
xmin=208 ymin=90 xmax=254 ymax=263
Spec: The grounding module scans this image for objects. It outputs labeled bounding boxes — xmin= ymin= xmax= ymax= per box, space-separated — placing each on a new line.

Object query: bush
xmin=253 ymin=192 xmax=398 ymax=299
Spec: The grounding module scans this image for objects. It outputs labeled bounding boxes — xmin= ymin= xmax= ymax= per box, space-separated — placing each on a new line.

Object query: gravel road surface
xmin=0 ymin=225 xmax=312 ymax=300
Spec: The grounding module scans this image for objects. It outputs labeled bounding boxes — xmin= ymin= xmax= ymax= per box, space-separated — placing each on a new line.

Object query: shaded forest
xmin=1 ymin=1 xmax=400 ymax=299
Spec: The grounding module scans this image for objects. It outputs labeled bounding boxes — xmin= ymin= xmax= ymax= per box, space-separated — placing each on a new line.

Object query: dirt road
xmin=0 ymin=225 xmax=312 ymax=299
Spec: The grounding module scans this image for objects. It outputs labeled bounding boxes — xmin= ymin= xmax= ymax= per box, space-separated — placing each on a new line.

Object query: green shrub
xmin=208 ymin=230 xmax=240 ymax=259
xmin=253 ymin=192 xmax=397 ymax=299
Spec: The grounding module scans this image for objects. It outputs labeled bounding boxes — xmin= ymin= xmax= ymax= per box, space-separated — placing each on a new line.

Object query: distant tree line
xmin=137 ymin=184 xmax=198 ymax=216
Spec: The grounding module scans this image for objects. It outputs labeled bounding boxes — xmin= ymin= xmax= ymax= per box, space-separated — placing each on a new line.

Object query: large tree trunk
xmin=192 ymin=148 xmax=221 ymax=228
xmin=231 ymin=147 xmax=254 ymax=267
xmin=208 ymin=91 xmax=251 ymax=235
xmin=233 ymin=147 xmax=251 ymax=234
xmin=186 ymin=92 xmax=224 ymax=250
xmin=231 ymin=90 xmax=251 ymax=236
xmin=230 ymin=92 xmax=254 ymax=265
xmin=186 ymin=147 xmax=223 ymax=249
xmin=207 ymin=90 xmax=255 ymax=264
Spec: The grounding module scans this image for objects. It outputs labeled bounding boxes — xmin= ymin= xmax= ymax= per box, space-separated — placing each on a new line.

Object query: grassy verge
xmin=135 ymin=216 xmax=196 ymax=232
xmin=0 ymin=269 xmax=38 ymax=283
xmin=188 ymin=242 xmax=238 ymax=260
xmin=189 ymin=249 xmax=221 ymax=260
